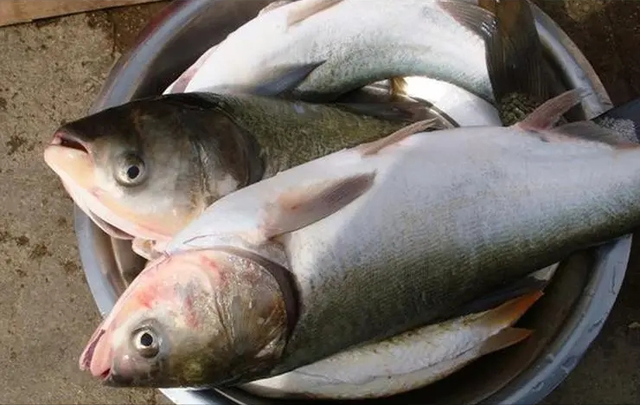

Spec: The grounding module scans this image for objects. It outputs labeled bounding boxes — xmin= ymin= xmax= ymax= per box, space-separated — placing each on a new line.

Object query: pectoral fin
xmin=259 ymin=172 xmax=376 ymax=240
xmin=477 ymin=327 xmax=533 ymax=356
xmin=449 ymin=265 xmax=554 ymax=318
xmin=335 ymin=102 xmax=440 ymax=124
xmin=287 ymin=0 xmax=343 ymax=27
xmin=259 ymin=0 xmax=294 ymax=16
xmin=249 ymin=62 xmax=327 ymax=97
xmin=358 ymin=119 xmax=437 ymax=156
xmin=516 ymin=89 xmax=585 ymax=131
xmin=166 ymin=45 xmax=219 ymax=94
xmin=514 ymin=89 xmax=640 ymax=147
xmin=481 ymin=291 xmax=543 ymax=329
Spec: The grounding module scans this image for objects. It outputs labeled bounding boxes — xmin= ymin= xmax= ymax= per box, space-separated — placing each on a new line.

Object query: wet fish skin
xmin=79 ymin=91 xmax=640 ymax=389
xmin=241 ymin=292 xmax=541 ymax=400
xmin=43 ymin=90 xmax=434 ymax=251
xmin=166 ymin=0 xmax=501 ymax=103
xmin=242 ymin=264 xmax=555 ymax=399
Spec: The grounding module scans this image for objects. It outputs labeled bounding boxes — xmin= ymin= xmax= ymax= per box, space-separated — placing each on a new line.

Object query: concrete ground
xmin=0 ymin=0 xmax=639 ymax=404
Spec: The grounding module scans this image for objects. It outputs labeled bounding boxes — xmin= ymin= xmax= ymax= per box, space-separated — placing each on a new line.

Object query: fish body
xmin=168 ymin=0 xmax=550 ymax=127
xmin=43 ymin=91 xmax=432 ymax=256
xmin=242 ymin=291 xmax=542 ymax=400
xmin=46 ymin=0 xmax=550 ymax=260
xmin=165 ymin=0 xmax=498 ymax=103
xmin=80 ymin=91 xmax=640 ymax=388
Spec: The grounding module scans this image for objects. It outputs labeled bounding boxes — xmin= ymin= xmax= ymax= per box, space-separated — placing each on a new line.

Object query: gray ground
xmin=0 ymin=0 xmax=639 ymax=404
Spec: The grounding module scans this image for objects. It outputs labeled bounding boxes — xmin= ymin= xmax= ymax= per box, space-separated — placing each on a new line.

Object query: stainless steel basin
xmin=74 ymin=1 xmax=629 ymax=404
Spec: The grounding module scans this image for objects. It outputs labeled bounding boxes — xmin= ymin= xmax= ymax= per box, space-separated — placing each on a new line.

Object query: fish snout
xmin=43 ymin=129 xmax=96 ymax=190
xmin=48 ymin=128 xmax=92 ymax=155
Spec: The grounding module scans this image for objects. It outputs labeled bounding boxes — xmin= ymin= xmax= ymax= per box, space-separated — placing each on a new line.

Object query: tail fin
xmin=592 ymin=97 xmax=640 ymax=143
xmin=478 ymin=0 xmax=549 ymax=126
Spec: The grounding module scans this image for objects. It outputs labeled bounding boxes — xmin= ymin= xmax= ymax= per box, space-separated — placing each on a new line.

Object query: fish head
xmin=43 ymin=96 xmax=239 ymax=242
xmin=79 ymin=248 xmax=290 ymax=388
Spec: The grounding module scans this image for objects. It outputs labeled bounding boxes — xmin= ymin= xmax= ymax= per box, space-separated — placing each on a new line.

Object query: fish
xmin=48 ymin=0 xmax=548 ymax=260
xmin=165 ymin=0 xmax=551 ymax=128
xmin=478 ymin=0 xmax=550 ymax=126
xmin=164 ymin=0 xmax=529 ymax=105
xmin=241 ymin=267 xmax=558 ymax=400
xmin=79 ymin=90 xmax=640 ymax=388
xmin=241 ymin=291 xmax=541 ymax=400
xmin=43 ymin=71 xmax=441 ymax=260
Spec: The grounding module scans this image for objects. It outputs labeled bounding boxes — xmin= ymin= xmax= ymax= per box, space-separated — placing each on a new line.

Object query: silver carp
xmin=78 ymin=90 xmax=640 ymax=388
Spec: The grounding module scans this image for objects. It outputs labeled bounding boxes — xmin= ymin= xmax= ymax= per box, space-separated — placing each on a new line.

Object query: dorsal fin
xmin=358 ymin=119 xmax=437 ymax=156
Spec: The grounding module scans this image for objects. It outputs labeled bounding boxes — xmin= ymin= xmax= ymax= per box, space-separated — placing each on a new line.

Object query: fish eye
xmin=133 ymin=328 xmax=160 ymax=358
xmin=116 ymin=154 xmax=146 ymax=186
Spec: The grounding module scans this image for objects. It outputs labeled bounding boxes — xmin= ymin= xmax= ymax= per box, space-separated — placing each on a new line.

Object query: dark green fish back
xmin=213 ymin=93 xmax=424 ymax=177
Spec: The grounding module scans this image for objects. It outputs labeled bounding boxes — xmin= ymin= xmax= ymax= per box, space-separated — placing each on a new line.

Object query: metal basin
xmin=74 ymin=1 xmax=629 ymax=404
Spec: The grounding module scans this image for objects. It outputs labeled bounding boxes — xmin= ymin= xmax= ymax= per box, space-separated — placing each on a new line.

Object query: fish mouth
xmin=80 ymin=329 xmax=104 ymax=370
xmin=44 ymin=131 xmax=169 ymax=242
xmin=44 ymin=130 xmax=132 ymax=239
xmin=50 ymin=129 xmax=91 ymax=155
xmin=81 ymin=330 xmax=134 ymax=387
xmin=43 ymin=130 xmax=95 ymax=191
xmin=80 ymin=255 xmax=173 ymax=382
xmin=80 ymin=327 xmax=114 ymax=381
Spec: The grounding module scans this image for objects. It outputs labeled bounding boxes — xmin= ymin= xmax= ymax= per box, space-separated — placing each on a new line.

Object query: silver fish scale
xmin=181 ymin=0 xmax=492 ymax=102
xmin=270 ymin=127 xmax=640 ymax=375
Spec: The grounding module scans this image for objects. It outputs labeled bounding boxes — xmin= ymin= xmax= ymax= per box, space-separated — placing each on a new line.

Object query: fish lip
xmin=81 ymin=327 xmax=117 ymax=382
xmin=80 ymin=329 xmax=105 ymax=370
xmin=49 ymin=129 xmax=92 ymax=157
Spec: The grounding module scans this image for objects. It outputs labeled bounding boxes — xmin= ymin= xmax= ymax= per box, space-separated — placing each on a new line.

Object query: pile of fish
xmin=42 ymin=0 xmax=640 ymax=401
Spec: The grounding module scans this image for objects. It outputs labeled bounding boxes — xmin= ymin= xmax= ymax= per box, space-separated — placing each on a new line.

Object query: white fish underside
xmin=164 ymin=0 xmax=491 ymax=101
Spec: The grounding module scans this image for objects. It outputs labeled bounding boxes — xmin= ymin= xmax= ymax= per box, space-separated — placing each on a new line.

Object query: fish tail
xmin=479 ymin=0 xmax=549 ymax=126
